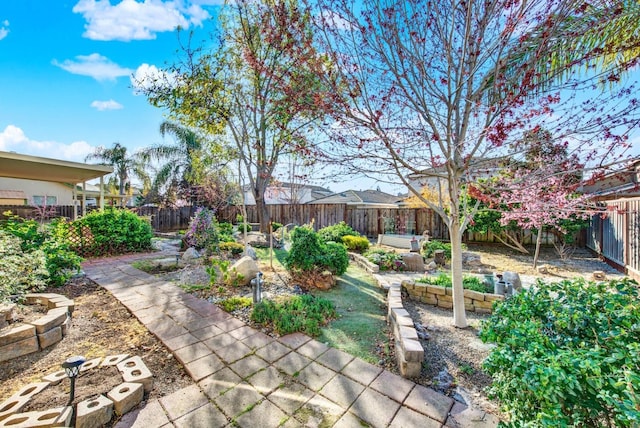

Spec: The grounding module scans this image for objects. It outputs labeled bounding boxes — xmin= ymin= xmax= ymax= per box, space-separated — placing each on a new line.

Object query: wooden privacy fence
xmin=0 ymin=205 xmax=78 ymax=220
xmin=587 ymin=198 xmax=640 ymax=281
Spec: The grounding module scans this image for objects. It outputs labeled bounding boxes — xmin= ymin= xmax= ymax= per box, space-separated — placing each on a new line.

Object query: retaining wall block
xmin=437 ymin=301 xmax=454 ymax=309
xmin=0 ymin=324 xmax=35 ymax=347
xmin=484 ymin=293 xmax=505 ymax=302
xmin=0 ymin=336 xmax=39 ymax=363
xmin=0 ymin=406 xmax=72 ymax=428
xmin=76 ymin=395 xmax=113 ymax=428
xmin=42 ymin=370 xmax=67 ymax=386
xmin=0 ymin=397 xmax=30 ymax=422
xmin=424 ymin=285 xmax=446 ymax=296
xmin=437 ymin=294 xmax=453 ymax=303
xmin=463 ymin=289 xmax=485 ymax=301
xmin=37 ymin=326 xmax=62 ymax=349
xmin=402 ymin=338 xmax=424 ymax=362
xmin=420 ymin=294 xmax=438 ymax=305
xmin=28 ymin=311 xmax=67 ymax=334
xmin=101 ymin=354 xmax=129 ymax=367
xmin=107 ymin=382 xmax=144 ymax=415
xmin=117 ymin=356 xmax=154 ymax=392
xmin=80 ymin=357 xmax=103 ymax=372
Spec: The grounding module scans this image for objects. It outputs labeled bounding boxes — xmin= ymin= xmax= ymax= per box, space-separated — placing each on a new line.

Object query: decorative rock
xmin=101 ymin=354 xmax=129 ymax=367
xmin=0 ymin=406 xmax=72 ymax=427
xmin=502 ymin=271 xmax=522 ymax=292
xmin=426 ymin=261 xmax=438 ymax=271
xmin=314 ymin=271 xmax=336 ymax=290
xmin=76 ymin=395 xmax=113 ymax=428
xmin=433 ymin=249 xmax=446 ymax=266
xmin=0 ymin=336 xmax=39 ymax=363
xmin=229 ymin=256 xmax=260 ymax=287
xmin=0 ymin=303 xmax=16 ymax=321
xmin=244 ymin=245 xmax=257 ymax=260
xmin=401 ymin=253 xmax=424 ymax=272
xmin=181 ymin=247 xmax=201 ymax=262
xmin=117 ymin=356 xmax=154 ymax=392
xmin=462 ymin=251 xmax=482 ymax=266
xmin=236 ymin=232 xmax=269 ymax=248
xmin=107 ymin=382 xmax=144 ymax=415
xmin=80 ymin=357 xmax=103 ymax=372
xmin=592 ymin=270 xmax=606 ymax=281
xmin=37 ymin=326 xmax=62 ymax=349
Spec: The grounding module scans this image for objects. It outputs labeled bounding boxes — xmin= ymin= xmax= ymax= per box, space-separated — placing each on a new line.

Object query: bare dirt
xmin=0 ymin=277 xmax=192 ymax=426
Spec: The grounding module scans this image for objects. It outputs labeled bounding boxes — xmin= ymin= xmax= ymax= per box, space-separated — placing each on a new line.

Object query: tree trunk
xmin=532 ymin=227 xmax=543 ymax=269
xmin=255 ymin=195 xmax=271 ymax=233
xmin=449 ymin=219 xmax=468 ymax=328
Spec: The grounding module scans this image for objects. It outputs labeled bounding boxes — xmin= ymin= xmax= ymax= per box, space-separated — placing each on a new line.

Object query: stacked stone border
xmin=0 ymin=293 xmax=75 ymax=363
xmin=400 ymin=280 xmax=505 ymax=313
xmin=0 ymin=355 xmax=151 ymax=428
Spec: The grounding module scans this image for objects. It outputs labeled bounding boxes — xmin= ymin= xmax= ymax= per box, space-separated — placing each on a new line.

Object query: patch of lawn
xmin=314 ymin=265 xmax=390 ymax=364
xmin=254 ymin=247 xmax=288 ymax=271
xmin=131 ymin=259 xmax=181 ymax=274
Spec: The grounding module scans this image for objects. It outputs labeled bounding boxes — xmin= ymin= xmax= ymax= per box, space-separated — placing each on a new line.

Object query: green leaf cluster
xmin=421 ymin=240 xmax=464 ymax=259
xmin=0 ymin=231 xmax=48 ymax=302
xmin=341 ymin=235 xmax=370 ymax=252
xmin=480 ymin=278 xmax=640 ymax=427
xmin=416 ymin=273 xmax=492 ymax=293
xmin=73 ymin=208 xmax=153 ymax=256
xmin=285 ymin=226 xmax=349 ymax=275
xmin=1 ymin=212 xmax=82 ymax=287
xmin=318 ymin=221 xmax=360 ymax=243
xmin=363 ymin=248 xmax=406 ymax=272
xmin=250 ymin=294 xmax=337 ymax=337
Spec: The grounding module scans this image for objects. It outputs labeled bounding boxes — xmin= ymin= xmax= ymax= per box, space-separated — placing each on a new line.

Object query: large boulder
xmin=401 ymin=253 xmax=424 ymax=272
xmin=462 ymin=251 xmax=482 ymax=267
xmin=235 ymin=232 xmax=270 ymax=248
xmin=229 ymin=256 xmax=261 ymax=286
xmin=181 ymin=247 xmax=201 ymax=262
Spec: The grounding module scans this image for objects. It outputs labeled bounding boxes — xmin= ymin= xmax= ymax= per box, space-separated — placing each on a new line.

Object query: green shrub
xmin=285 ymin=226 xmax=349 ymax=275
xmin=217 ymin=221 xmax=233 ymax=236
xmin=237 ymin=223 xmax=252 ymax=233
xmin=342 ymin=235 xmax=370 ymax=252
xmin=271 ymin=222 xmax=283 ymax=231
xmin=219 ymin=296 xmax=252 ymax=312
xmin=251 ymin=294 xmax=337 ymax=336
xmin=421 ymin=240 xmax=466 ymax=259
xmin=0 ymin=231 xmax=48 ymax=302
xmin=363 ymin=249 xmax=406 ymax=271
xmin=1 ymin=213 xmax=82 ymax=286
xmin=76 ymin=208 xmax=153 ymax=256
xmin=416 ymin=273 xmax=492 ymax=293
xmin=318 ymin=221 xmax=359 ymax=243
xmin=219 ymin=241 xmax=244 ymax=255
xmin=480 ymin=278 xmax=640 ymax=427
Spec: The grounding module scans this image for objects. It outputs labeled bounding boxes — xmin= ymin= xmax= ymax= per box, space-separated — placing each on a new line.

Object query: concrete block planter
xmin=401 ymin=280 xmax=504 ymax=313
xmin=0 ymin=294 xmax=74 ymax=363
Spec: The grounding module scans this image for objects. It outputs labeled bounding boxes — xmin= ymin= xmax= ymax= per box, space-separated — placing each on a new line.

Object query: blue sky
xmin=0 ymin=0 xmax=221 ymax=162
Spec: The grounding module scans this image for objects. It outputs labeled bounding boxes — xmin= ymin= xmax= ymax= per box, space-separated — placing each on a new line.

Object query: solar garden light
xmin=175 ymin=253 xmax=180 ymax=265
xmin=62 ymin=356 xmax=85 ymax=406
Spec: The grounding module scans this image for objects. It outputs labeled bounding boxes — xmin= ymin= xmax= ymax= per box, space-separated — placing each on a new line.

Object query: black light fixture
xmin=61 ymin=356 xmax=85 ymax=406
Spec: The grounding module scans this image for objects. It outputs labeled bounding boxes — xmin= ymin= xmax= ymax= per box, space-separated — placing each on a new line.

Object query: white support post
xmin=82 ymin=181 xmax=87 ymax=216
xmin=100 ymin=176 xmax=105 ymax=210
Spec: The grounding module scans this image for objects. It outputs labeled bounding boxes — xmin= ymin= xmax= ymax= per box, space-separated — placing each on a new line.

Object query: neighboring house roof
xmin=308 ymin=189 xmax=400 ymax=207
xmin=582 ymin=159 xmax=640 ymax=199
xmin=0 ymin=190 xmax=26 ymax=199
xmin=0 ymin=151 xmax=113 ymax=183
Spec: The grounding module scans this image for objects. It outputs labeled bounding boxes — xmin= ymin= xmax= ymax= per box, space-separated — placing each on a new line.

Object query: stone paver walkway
xmin=83 ymin=253 xmax=498 ymax=428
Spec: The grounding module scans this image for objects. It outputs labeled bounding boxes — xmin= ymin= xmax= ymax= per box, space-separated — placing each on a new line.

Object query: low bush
xmin=363 ymin=249 xmax=406 ymax=271
xmin=342 ymin=235 xmax=370 ymax=252
xmin=0 ymin=231 xmax=48 ymax=302
xmin=271 ymin=222 xmax=283 ymax=231
xmin=480 ymin=278 xmax=640 ymax=427
xmin=251 ymin=294 xmax=337 ymax=336
xmin=285 ymin=226 xmax=349 ymax=276
xmin=237 ymin=223 xmax=252 ymax=233
xmin=416 ymin=273 xmax=492 ymax=293
xmin=219 ymin=241 xmax=244 ymax=255
xmin=318 ymin=221 xmax=360 ymax=243
xmin=75 ymin=208 xmax=153 ymax=256
xmin=219 ymin=296 xmax=252 ymax=312
xmin=421 ymin=240 xmax=466 ymax=259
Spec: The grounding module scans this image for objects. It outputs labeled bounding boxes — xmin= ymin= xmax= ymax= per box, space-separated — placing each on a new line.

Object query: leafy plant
xmin=251 ymin=294 xmax=337 ymax=336
xmin=219 ymin=241 xmax=244 ymax=255
xmin=237 ymin=223 xmax=252 ymax=233
xmin=318 ymin=221 xmax=360 ymax=243
xmin=285 ymin=226 xmax=349 ymax=276
xmin=184 ymin=207 xmax=219 ymax=252
xmin=271 ymin=222 xmax=283 ymax=231
xmin=0 ymin=231 xmax=48 ymax=302
xmin=416 ymin=273 xmax=492 ymax=293
xmin=421 ymin=240 xmax=463 ymax=259
xmin=342 ymin=235 xmax=370 ymax=252
xmin=219 ymin=296 xmax=253 ymax=312
xmin=206 ymin=258 xmax=244 ymax=287
xmin=480 ymin=278 xmax=640 ymax=427
xmin=363 ymin=248 xmax=406 ymax=271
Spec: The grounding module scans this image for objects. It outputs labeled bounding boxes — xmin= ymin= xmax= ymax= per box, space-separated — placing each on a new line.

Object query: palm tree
xmin=508 ymin=1 xmax=640 ymax=90
xmin=141 ymin=121 xmax=217 ymax=205
xmin=85 ymin=142 xmax=148 ymax=205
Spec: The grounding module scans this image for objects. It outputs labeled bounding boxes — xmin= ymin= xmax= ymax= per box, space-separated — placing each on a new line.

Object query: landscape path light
xmin=61 ymin=355 xmax=85 ymax=406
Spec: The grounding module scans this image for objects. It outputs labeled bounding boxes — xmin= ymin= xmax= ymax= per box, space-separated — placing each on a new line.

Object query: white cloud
xmin=0 ymin=20 xmax=9 ymax=41
xmin=91 ymin=99 xmax=124 ymax=110
xmin=52 ymin=53 xmax=133 ymax=81
xmin=0 ymin=125 xmax=96 ymax=162
xmin=131 ymin=63 xmax=176 ymax=94
xmin=72 ymin=0 xmax=212 ymax=41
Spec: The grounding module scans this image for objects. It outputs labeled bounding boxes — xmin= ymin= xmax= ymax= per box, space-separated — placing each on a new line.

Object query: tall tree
xmin=140 ymin=0 xmax=324 ymax=231
xmin=85 ymin=143 xmax=148 ymax=206
xmin=277 ymin=0 xmax=640 ymax=327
